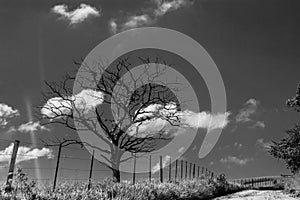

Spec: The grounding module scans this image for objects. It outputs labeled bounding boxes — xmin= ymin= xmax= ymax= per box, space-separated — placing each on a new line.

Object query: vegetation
xmin=0 ymin=168 xmax=243 ymax=200
xmin=269 ymin=84 xmax=300 ymax=174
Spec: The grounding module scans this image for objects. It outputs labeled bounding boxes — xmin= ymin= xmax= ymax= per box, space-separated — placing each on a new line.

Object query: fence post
xmin=160 ymin=155 xmax=163 ymax=183
xmin=53 ymin=143 xmax=62 ymax=192
xmin=185 ymin=161 xmax=188 ymax=180
xmin=175 ymin=159 xmax=178 ymax=182
xmin=202 ymin=167 xmax=204 ymax=175
xmin=88 ymin=150 xmax=95 ymax=190
xmin=193 ymin=164 xmax=195 ymax=179
xmin=205 ymin=168 xmax=208 ymax=177
xmin=197 ymin=166 xmax=200 ymax=178
xmin=181 ymin=160 xmax=183 ymax=180
xmin=168 ymin=156 xmax=171 ymax=182
xmin=149 ymin=155 xmax=151 ymax=182
xmin=189 ymin=163 xmax=192 ymax=179
xmin=5 ymin=140 xmax=20 ymax=191
xmin=133 ymin=153 xmax=138 ymax=184
xmin=211 ymin=172 xmax=214 ymax=179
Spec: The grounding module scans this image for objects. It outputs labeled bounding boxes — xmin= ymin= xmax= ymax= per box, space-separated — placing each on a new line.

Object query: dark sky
xmin=0 ymin=0 xmax=300 ymax=182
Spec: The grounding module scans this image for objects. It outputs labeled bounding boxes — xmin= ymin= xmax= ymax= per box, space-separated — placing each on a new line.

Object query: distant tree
xmin=269 ymin=84 xmax=300 ymax=174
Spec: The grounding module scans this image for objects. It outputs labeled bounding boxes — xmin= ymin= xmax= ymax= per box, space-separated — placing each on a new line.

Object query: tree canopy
xmin=269 ymin=84 xmax=300 ymax=174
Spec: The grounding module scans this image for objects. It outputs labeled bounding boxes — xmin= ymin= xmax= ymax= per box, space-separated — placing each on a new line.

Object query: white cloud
xmin=154 ymin=0 xmax=190 ymax=17
xmin=122 ymin=15 xmax=152 ymax=30
xmin=220 ymin=156 xmax=252 ymax=166
xmin=234 ymin=142 xmax=242 ymax=149
xmin=127 ymin=102 xmax=230 ymax=137
xmin=41 ymin=89 xmax=104 ymax=119
xmin=256 ymin=138 xmax=271 ymax=151
xmin=0 ymin=103 xmax=19 ymax=127
xmin=178 ymin=146 xmax=185 ymax=153
xmin=18 ymin=121 xmax=50 ymax=133
xmin=109 ymin=19 xmax=118 ymax=35
xmin=251 ymin=121 xmax=265 ymax=129
xmin=235 ymin=98 xmax=265 ymax=129
xmin=152 ymin=155 xmax=170 ymax=173
xmin=109 ymin=0 xmax=192 ymax=34
xmin=51 ymin=4 xmax=100 ymax=25
xmin=0 ymin=143 xmax=53 ymax=166
xmin=236 ymin=98 xmax=259 ymax=123
xmin=180 ymin=110 xmax=230 ymax=130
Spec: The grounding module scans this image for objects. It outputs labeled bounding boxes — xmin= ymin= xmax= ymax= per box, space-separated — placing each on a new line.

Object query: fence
xmin=229 ymin=176 xmax=283 ymax=188
xmin=0 ymin=139 xmax=216 ymax=191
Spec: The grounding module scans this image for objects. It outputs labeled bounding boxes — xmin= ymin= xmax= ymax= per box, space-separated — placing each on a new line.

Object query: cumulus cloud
xmin=236 ymin=98 xmax=259 ymax=123
xmin=256 ymin=138 xmax=271 ymax=151
xmin=0 ymin=103 xmax=19 ymax=127
xmin=220 ymin=156 xmax=252 ymax=166
xmin=234 ymin=142 xmax=242 ymax=149
xmin=110 ymin=0 xmax=192 ymax=33
xmin=122 ymin=15 xmax=152 ymax=30
xmin=154 ymin=0 xmax=190 ymax=17
xmin=251 ymin=121 xmax=266 ymax=129
xmin=109 ymin=19 xmax=118 ymax=35
xmin=127 ymin=102 xmax=230 ymax=137
xmin=18 ymin=121 xmax=50 ymax=133
xmin=152 ymin=155 xmax=170 ymax=173
xmin=178 ymin=146 xmax=185 ymax=153
xmin=180 ymin=110 xmax=230 ymax=130
xmin=235 ymin=98 xmax=265 ymax=129
xmin=51 ymin=3 xmax=100 ymax=25
xmin=41 ymin=89 xmax=104 ymax=119
xmin=0 ymin=143 xmax=53 ymax=167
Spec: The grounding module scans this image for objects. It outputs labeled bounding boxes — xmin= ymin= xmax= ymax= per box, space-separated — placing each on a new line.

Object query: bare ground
xmin=213 ymin=190 xmax=298 ymax=200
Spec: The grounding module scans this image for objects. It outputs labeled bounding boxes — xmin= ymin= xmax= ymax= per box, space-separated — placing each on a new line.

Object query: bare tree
xmin=40 ymin=56 xmax=184 ymax=182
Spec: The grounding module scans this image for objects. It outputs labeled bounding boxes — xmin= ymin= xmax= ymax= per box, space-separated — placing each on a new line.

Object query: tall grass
xmin=1 ymin=168 xmax=244 ymax=200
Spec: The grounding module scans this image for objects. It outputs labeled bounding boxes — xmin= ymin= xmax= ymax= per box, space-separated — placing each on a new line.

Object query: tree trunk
xmin=111 ymin=149 xmax=122 ymax=182
xmin=112 ymin=166 xmax=121 ymax=182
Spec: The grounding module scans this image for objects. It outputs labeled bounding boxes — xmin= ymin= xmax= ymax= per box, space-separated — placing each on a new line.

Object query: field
xmin=0 ymin=169 xmax=244 ymax=200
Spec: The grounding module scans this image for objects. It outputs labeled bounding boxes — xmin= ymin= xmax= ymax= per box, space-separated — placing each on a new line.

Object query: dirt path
xmin=213 ymin=190 xmax=298 ymax=200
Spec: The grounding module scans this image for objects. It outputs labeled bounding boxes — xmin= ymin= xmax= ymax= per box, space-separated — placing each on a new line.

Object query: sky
xmin=0 ymin=0 xmax=300 ymax=183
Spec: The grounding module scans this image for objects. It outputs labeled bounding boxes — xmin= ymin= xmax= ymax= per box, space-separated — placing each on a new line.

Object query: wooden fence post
xmin=193 ymin=164 xmax=195 ymax=179
xmin=160 ymin=156 xmax=163 ymax=183
xmin=197 ymin=166 xmax=200 ymax=178
xmin=189 ymin=163 xmax=192 ymax=179
xmin=88 ymin=150 xmax=95 ymax=190
xmin=175 ymin=159 xmax=178 ymax=182
xmin=5 ymin=140 xmax=20 ymax=191
xmin=53 ymin=143 xmax=62 ymax=192
xmin=181 ymin=160 xmax=183 ymax=180
xmin=185 ymin=161 xmax=188 ymax=180
xmin=132 ymin=154 xmax=137 ymax=184
xmin=149 ymin=155 xmax=151 ymax=182
xmin=168 ymin=157 xmax=171 ymax=182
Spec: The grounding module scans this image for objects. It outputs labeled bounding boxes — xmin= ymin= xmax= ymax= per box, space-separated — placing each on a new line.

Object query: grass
xmin=0 ymin=168 xmax=245 ymax=200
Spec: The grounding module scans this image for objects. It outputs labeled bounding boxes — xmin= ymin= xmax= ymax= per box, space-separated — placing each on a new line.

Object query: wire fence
xmin=0 ymin=139 xmax=217 ymax=190
xmin=0 ymin=138 xmax=289 ymax=192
